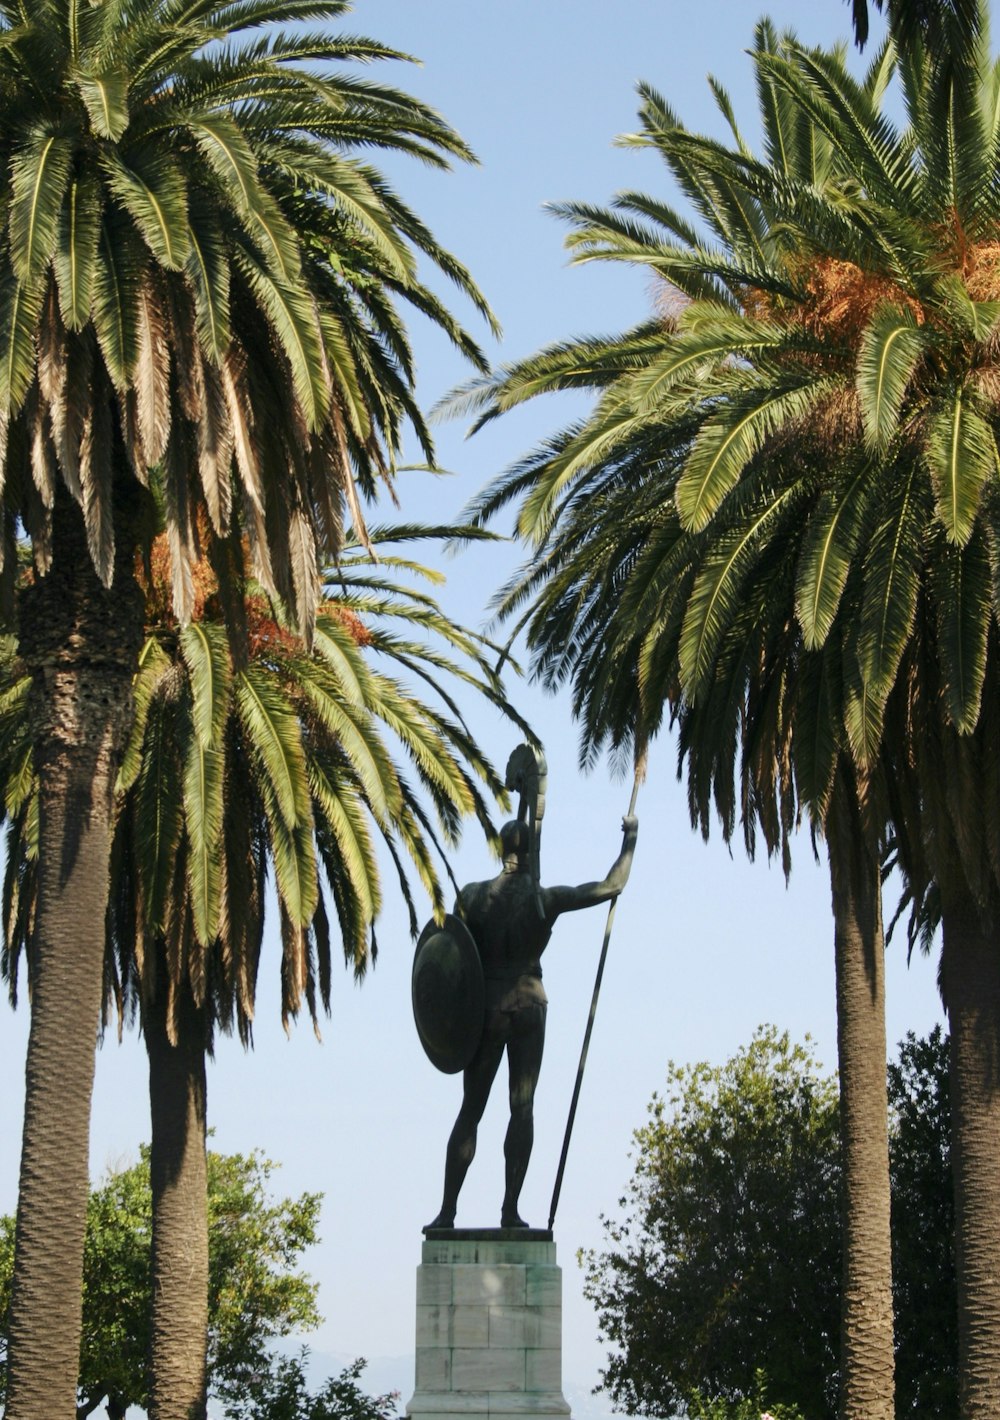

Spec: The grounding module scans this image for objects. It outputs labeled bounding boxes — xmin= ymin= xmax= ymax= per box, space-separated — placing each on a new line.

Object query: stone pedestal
xmin=406 ymin=1230 xmax=572 ymax=1420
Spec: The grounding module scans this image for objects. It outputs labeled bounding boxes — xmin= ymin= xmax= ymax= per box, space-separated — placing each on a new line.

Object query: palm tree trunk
xmin=6 ymin=487 xmax=143 ymax=1419
xmin=827 ymin=775 xmax=894 ymax=1420
xmin=145 ymin=964 xmax=210 ymax=1420
xmin=939 ymin=891 xmax=1000 ymax=1419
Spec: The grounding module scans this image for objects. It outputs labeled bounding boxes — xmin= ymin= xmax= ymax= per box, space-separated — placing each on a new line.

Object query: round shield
xmin=412 ymin=913 xmax=485 ymax=1074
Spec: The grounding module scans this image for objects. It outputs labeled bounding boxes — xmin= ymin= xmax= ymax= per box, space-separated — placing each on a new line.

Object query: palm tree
xmin=455 ymin=30 xmax=900 ymax=1417
xmin=0 ymin=0 xmax=497 ymax=1407
xmin=0 ymin=526 xmax=525 ymax=1418
xmin=456 ymin=17 xmax=1000 ymax=1415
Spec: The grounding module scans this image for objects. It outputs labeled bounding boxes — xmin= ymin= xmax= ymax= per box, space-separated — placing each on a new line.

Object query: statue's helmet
xmin=500 ymin=819 xmax=531 ymax=860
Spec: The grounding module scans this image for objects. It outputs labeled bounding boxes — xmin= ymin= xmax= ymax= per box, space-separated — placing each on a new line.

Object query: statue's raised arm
xmin=540 ymin=814 xmax=639 ymax=921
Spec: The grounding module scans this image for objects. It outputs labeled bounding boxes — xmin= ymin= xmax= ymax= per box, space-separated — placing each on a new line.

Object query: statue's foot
xmin=423 ymin=1210 xmax=456 ymax=1232
xmin=500 ymin=1209 xmax=529 ymax=1229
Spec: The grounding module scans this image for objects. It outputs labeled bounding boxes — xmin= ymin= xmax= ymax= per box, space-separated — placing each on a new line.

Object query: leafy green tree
xmin=684 ymin=1381 xmax=804 ymax=1420
xmin=889 ymin=1027 xmax=956 ymax=1417
xmin=583 ymin=1029 xmax=956 ymax=1420
xmin=0 ymin=0 xmax=497 ymax=1406
xmin=221 ymin=1353 xmax=399 ymax=1420
xmin=458 ymin=12 xmax=1000 ymax=1412
xmin=582 ymin=1029 xmax=841 ymax=1420
xmin=0 ymin=1146 xmax=323 ymax=1419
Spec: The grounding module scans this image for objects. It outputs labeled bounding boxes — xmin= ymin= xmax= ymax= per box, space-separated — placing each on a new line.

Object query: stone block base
xmin=407 ymin=1232 xmax=571 ymax=1420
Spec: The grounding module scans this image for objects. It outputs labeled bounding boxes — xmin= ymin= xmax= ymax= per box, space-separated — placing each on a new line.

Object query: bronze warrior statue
xmin=417 ymin=745 xmax=638 ymax=1231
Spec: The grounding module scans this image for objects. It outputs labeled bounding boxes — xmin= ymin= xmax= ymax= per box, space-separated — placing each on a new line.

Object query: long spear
xmin=548 ymin=753 xmax=645 ymax=1232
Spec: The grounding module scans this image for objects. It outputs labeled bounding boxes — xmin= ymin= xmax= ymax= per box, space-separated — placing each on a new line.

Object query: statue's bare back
xmin=425 ymin=803 xmax=638 ymax=1231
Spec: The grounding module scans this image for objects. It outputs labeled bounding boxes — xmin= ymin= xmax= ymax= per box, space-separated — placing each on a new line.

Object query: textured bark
xmin=146 ymin=968 xmax=210 ymax=1420
xmin=939 ymin=894 xmax=1000 ymax=1419
xmin=827 ymin=780 xmax=894 ymax=1420
xmin=6 ymin=488 xmax=143 ymax=1419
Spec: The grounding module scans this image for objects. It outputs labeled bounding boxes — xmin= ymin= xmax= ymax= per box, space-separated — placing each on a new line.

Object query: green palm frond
xmin=931 ymin=524 xmax=992 ymax=731
xmin=676 ymin=378 xmax=835 ymax=532
xmin=792 ymin=644 xmax=843 ymax=821
xmin=182 ymin=718 xmax=225 ymax=946
xmin=679 ymin=484 xmax=806 ymax=696
xmin=9 ymin=127 xmax=73 ymax=282
xmin=133 ymin=690 xmax=185 ymax=937
xmin=75 ymin=69 xmax=130 ymax=140
xmin=91 ymin=217 xmax=141 ymax=388
xmin=117 ymin=635 xmax=171 ymax=792
xmin=235 ymin=664 xmax=310 ymax=831
xmin=179 ymin=621 xmax=232 ymax=750
xmin=100 ymin=150 xmax=190 ymax=271
xmin=856 ymin=304 xmax=926 ymax=450
xmin=0 ymin=265 xmax=44 ymax=416
xmin=795 ymin=467 xmax=873 ymax=649
xmin=53 ymin=174 xmax=101 ymax=330
xmin=857 ymin=461 xmax=925 ymax=695
xmin=262 ymin=782 xmax=319 ymax=931
xmin=925 ymin=387 xmax=997 ymax=544
xmin=309 ymin=759 xmax=378 ymax=926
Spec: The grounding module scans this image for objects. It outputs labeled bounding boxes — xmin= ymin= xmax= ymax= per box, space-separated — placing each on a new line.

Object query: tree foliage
xmin=0 ymin=525 xmax=524 ymax=1040
xmin=0 ymin=1146 xmax=322 ymax=1418
xmin=889 ymin=1027 xmax=956 ymax=1417
xmin=582 ymin=1029 xmax=841 ymax=1420
xmin=582 ymin=1027 xmax=955 ymax=1420
xmin=223 ymin=1353 xmax=399 ymax=1420
xmin=0 ymin=0 xmax=497 ymax=627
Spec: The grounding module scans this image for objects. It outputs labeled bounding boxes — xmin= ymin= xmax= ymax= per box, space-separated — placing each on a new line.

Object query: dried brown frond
xmin=653 ymin=277 xmax=691 ymax=329
xmin=245 ymin=595 xmax=299 ymax=660
xmin=308 ymin=426 xmax=345 ymax=560
xmin=797 ymin=257 xmax=924 ymax=343
xmin=47 ymin=334 xmax=91 ymax=501
xmin=739 ymin=284 xmax=778 ymax=323
xmin=222 ymin=345 xmax=278 ymax=603
xmin=748 ymin=383 xmax=864 ymax=468
xmin=138 ymin=532 xmax=220 ymax=628
xmin=965 ymin=241 xmax=1000 ymax=301
xmin=26 ymin=385 xmax=56 ymax=511
xmin=322 ymin=603 xmax=370 ymax=647
xmin=808 ymin=384 xmax=864 ymax=446
xmin=135 ymin=270 xmax=172 ymax=466
xmin=36 ymin=281 xmax=66 ymax=410
xmin=80 ymin=393 xmax=115 ymax=587
xmin=195 ymin=357 xmax=234 ymax=536
xmin=329 ymin=398 xmax=373 ymax=557
xmin=743 ymin=257 xmax=923 ymax=345
xmin=287 ymin=505 xmax=319 ymax=642
xmin=972 ymin=365 xmax=1000 ymax=405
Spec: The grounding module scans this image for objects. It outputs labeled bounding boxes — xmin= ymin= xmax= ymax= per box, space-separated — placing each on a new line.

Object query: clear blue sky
xmin=0 ymin=2 xmax=957 ymax=1414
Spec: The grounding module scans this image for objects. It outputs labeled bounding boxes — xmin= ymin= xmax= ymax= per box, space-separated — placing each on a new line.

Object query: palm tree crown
xmin=0 ymin=0 xmax=498 ymax=630
xmin=1 ymin=527 xmax=524 ymax=1038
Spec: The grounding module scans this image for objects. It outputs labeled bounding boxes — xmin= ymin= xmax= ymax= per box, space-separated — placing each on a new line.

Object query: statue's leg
xmin=501 ymin=1004 xmax=546 ymax=1228
xmin=426 ymin=1028 xmax=505 ymax=1229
